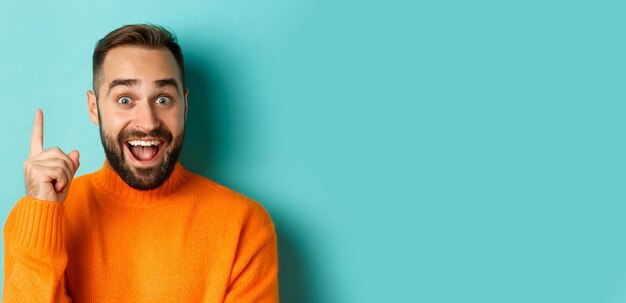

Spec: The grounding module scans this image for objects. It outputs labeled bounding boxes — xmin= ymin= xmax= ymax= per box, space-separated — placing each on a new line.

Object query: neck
xmin=91 ymin=161 xmax=190 ymax=206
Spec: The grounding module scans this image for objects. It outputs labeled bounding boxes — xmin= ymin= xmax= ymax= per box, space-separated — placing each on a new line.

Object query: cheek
xmin=99 ymin=112 xmax=130 ymax=138
xmin=159 ymin=110 xmax=185 ymax=133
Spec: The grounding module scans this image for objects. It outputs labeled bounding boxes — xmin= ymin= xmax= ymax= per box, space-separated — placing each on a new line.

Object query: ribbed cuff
xmin=10 ymin=197 xmax=65 ymax=251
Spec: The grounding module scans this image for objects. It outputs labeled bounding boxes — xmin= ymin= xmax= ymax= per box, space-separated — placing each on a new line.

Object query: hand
xmin=23 ymin=109 xmax=80 ymax=202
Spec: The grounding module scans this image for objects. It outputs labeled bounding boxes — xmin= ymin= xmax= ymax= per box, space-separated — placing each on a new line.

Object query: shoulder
xmin=181 ymin=171 xmax=275 ymax=228
xmin=71 ymin=167 xmax=103 ymax=189
xmin=65 ymin=171 xmax=98 ymax=199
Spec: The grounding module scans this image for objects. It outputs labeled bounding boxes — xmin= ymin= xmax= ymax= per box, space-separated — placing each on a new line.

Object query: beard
xmin=99 ymin=123 xmax=185 ymax=191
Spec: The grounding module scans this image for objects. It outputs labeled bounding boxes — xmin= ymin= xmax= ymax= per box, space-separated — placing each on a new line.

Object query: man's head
xmin=87 ymin=24 xmax=188 ymax=190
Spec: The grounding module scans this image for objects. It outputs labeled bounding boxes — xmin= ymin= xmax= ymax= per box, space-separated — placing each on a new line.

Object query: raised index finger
xmin=29 ymin=109 xmax=44 ymax=157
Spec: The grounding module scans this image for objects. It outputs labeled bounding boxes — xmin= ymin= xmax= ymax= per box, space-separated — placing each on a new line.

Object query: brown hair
xmin=92 ymin=24 xmax=184 ymax=97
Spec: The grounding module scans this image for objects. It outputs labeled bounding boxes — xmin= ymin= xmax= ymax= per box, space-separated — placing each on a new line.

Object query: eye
xmin=155 ymin=96 xmax=171 ymax=105
xmin=117 ymin=96 xmax=132 ymax=105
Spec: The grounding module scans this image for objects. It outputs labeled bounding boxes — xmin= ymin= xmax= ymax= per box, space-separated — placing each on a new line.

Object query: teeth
xmin=128 ymin=140 xmax=160 ymax=147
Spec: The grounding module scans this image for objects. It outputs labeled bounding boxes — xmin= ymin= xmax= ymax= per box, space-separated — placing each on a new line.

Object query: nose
xmin=132 ymin=100 xmax=160 ymax=132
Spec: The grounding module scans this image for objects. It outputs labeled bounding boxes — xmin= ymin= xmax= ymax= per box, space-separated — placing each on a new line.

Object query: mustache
xmin=117 ymin=126 xmax=174 ymax=144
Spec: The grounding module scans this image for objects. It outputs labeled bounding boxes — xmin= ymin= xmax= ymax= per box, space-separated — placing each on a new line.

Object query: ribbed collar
xmin=90 ymin=161 xmax=190 ymax=206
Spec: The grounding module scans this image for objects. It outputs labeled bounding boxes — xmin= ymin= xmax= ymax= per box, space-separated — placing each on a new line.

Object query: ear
xmin=183 ymin=88 xmax=189 ymax=120
xmin=87 ymin=90 xmax=99 ymax=125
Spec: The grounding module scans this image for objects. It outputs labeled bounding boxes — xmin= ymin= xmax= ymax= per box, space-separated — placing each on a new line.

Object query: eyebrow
xmin=107 ymin=78 xmax=181 ymax=96
xmin=107 ymin=79 xmax=139 ymax=96
xmin=154 ymin=78 xmax=181 ymax=95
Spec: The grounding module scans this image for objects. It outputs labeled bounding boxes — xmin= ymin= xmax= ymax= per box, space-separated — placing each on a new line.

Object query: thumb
xmin=68 ymin=150 xmax=80 ymax=174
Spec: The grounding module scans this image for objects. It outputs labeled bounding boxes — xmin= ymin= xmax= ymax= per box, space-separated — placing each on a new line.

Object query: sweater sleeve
xmin=2 ymin=197 xmax=71 ymax=303
xmin=224 ymin=204 xmax=279 ymax=303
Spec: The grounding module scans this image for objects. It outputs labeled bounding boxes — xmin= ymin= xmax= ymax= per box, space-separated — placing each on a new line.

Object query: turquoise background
xmin=0 ymin=0 xmax=624 ymax=302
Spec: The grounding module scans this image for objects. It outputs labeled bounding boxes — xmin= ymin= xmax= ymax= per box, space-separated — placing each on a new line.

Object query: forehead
xmin=101 ymin=46 xmax=182 ymax=86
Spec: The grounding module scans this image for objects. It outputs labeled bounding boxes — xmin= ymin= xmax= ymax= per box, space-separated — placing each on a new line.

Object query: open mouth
xmin=124 ymin=139 xmax=164 ymax=164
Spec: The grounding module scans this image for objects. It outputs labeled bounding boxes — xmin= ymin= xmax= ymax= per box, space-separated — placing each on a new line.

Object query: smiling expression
xmin=87 ymin=46 xmax=188 ymax=190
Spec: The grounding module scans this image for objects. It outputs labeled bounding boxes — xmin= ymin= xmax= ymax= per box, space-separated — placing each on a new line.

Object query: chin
xmin=100 ymin=128 xmax=185 ymax=191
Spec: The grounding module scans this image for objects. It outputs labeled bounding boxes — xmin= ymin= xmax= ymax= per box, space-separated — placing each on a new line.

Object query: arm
xmin=3 ymin=197 xmax=71 ymax=302
xmin=3 ymin=110 xmax=79 ymax=302
xmin=224 ymin=206 xmax=279 ymax=303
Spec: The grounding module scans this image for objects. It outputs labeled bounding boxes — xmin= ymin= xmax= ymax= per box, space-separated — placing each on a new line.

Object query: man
xmin=3 ymin=24 xmax=279 ymax=302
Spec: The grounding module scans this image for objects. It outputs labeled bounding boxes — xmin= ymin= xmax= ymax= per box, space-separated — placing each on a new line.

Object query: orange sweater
xmin=2 ymin=162 xmax=279 ymax=302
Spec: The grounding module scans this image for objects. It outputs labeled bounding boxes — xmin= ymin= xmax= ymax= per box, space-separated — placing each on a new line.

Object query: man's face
xmin=87 ymin=46 xmax=188 ymax=190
